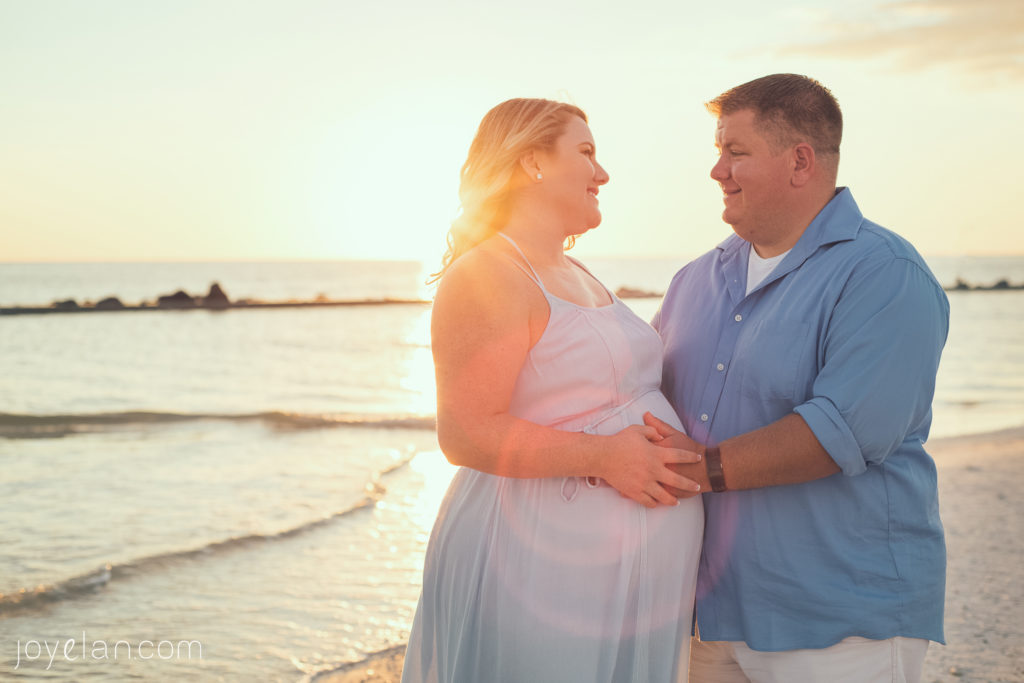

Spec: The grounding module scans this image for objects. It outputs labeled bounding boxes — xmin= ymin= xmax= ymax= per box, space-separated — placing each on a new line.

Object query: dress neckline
xmin=497 ymin=232 xmax=618 ymax=311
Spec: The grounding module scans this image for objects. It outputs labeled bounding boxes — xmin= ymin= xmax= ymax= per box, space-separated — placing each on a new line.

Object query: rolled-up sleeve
xmin=794 ymin=256 xmax=949 ymax=476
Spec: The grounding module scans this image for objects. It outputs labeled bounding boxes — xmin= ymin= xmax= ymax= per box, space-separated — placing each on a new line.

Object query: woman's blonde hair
xmin=429 ymin=98 xmax=587 ymax=283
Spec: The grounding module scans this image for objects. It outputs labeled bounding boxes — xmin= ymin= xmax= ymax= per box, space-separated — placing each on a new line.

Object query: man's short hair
xmin=706 ymin=74 xmax=842 ymax=162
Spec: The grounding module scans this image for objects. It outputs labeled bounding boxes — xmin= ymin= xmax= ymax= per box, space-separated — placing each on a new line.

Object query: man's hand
xmin=643 ymin=412 xmax=709 ymax=498
xmin=643 ymin=412 xmax=701 ymax=451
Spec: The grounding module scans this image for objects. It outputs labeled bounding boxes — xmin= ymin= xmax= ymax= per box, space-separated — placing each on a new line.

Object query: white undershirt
xmin=746 ymin=247 xmax=791 ymax=296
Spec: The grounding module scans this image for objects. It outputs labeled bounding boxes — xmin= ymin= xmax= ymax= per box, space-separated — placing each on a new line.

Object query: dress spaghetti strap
xmin=565 ymin=254 xmax=616 ymax=303
xmin=498 ymin=233 xmax=616 ymax=305
xmin=496 ymin=232 xmax=548 ymax=293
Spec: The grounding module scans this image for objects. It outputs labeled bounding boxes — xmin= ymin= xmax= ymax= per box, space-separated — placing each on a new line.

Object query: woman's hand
xmin=597 ymin=424 xmax=702 ymax=508
xmin=643 ymin=412 xmax=709 ymax=498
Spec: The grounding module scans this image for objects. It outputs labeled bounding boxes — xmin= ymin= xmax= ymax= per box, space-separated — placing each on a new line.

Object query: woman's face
xmin=534 ymin=116 xmax=610 ymax=235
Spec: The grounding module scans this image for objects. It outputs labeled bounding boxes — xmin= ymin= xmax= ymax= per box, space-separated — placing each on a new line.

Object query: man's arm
xmin=650 ymin=253 xmax=949 ymax=495
xmin=646 ymin=412 xmax=838 ymax=493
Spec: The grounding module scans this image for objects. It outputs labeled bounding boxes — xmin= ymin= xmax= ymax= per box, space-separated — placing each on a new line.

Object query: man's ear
xmin=791 ymin=143 xmax=815 ymax=187
xmin=519 ymin=150 xmax=543 ymax=183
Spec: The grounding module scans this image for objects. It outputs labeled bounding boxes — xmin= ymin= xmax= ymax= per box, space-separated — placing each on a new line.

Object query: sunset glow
xmin=2 ymin=0 xmax=1021 ymax=263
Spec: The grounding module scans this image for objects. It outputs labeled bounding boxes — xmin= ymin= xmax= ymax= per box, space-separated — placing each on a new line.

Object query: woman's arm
xmin=432 ymin=249 xmax=701 ymax=507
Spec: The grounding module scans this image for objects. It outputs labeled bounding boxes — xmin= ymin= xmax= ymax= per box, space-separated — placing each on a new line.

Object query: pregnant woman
xmin=401 ymin=98 xmax=704 ymax=683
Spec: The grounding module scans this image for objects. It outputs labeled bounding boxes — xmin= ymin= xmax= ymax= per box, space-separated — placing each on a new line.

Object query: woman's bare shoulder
xmin=434 ymin=240 xmax=536 ymax=312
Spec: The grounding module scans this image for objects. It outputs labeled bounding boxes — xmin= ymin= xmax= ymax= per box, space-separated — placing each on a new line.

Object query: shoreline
xmin=311 ymin=424 xmax=1024 ymax=683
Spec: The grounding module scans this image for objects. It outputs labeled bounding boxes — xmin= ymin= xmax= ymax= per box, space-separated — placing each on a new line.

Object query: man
xmin=648 ymin=74 xmax=948 ymax=681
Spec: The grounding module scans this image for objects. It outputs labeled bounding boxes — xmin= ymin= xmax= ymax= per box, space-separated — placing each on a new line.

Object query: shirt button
xmin=716 ymin=363 xmax=725 ymax=371
xmin=700 ymin=413 xmax=709 ymax=422
xmin=734 ymin=314 xmax=743 ymax=322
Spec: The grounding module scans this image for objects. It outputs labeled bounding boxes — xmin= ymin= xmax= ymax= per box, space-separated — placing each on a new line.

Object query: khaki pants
xmin=689 ymin=635 xmax=929 ymax=683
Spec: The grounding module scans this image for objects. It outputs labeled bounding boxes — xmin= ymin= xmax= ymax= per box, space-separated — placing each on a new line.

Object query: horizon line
xmin=3 ymin=251 xmax=1024 ymax=265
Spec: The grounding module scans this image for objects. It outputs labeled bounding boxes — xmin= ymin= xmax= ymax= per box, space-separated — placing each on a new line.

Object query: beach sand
xmin=313 ymin=426 xmax=1024 ymax=683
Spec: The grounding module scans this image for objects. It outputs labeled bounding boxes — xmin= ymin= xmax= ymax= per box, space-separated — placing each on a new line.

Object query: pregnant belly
xmin=579 ymin=389 xmax=686 ymax=437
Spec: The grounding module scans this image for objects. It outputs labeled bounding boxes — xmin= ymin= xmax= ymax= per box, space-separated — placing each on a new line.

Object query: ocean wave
xmin=304 ymin=644 xmax=408 ymax=683
xmin=0 ymin=458 xmax=413 ymax=616
xmin=0 ymin=410 xmax=437 ymax=439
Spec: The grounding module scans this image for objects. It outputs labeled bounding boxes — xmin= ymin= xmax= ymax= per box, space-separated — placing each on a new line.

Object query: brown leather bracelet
xmin=705 ymin=445 xmax=727 ymax=493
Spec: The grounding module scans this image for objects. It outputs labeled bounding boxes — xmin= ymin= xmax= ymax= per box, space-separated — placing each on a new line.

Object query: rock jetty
xmin=948 ymin=278 xmax=1024 ymax=291
xmin=612 ymin=278 xmax=1024 ymax=300
xmin=0 ymin=282 xmax=429 ymax=317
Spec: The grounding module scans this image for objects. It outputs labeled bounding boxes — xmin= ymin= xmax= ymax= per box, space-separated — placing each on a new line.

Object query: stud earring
xmin=536 ymin=173 xmax=543 ymax=180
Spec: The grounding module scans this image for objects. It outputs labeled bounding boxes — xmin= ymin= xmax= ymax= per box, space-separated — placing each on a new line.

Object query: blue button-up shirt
xmin=654 ymin=188 xmax=948 ymax=651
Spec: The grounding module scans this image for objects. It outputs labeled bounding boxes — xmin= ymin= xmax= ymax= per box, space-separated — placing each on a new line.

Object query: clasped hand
xmin=599 ymin=416 xmax=703 ymax=508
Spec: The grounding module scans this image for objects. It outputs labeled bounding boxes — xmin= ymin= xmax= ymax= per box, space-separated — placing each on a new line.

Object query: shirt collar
xmin=714 ymin=187 xmax=864 ymax=301
xmin=716 ymin=187 xmax=862 ymax=258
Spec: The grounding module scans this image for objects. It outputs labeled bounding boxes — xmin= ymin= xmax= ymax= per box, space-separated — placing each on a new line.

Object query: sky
xmin=1 ymin=0 xmax=1022 ymax=263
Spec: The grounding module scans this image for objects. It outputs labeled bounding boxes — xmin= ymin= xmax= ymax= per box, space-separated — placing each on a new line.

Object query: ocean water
xmin=1 ymin=256 xmax=1022 ymax=681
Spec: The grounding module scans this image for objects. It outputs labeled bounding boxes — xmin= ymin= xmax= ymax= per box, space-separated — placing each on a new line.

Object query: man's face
xmin=710 ymin=109 xmax=793 ymax=246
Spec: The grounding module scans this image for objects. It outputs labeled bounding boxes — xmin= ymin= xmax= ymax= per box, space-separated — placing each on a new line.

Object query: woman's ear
xmin=519 ymin=150 xmax=543 ymax=182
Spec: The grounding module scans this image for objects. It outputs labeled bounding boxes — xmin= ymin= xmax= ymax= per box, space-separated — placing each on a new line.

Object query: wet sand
xmin=313 ymin=426 xmax=1024 ymax=683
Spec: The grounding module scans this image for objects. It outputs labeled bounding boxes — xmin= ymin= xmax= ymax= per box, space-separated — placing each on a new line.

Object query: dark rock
xmin=945 ymin=277 xmax=1024 ymax=292
xmin=202 ymin=282 xmax=230 ymax=309
xmin=95 ymin=297 xmax=125 ymax=310
xmin=157 ymin=290 xmax=197 ymax=309
xmin=53 ymin=299 xmax=79 ymax=310
xmin=615 ymin=287 xmax=662 ymax=299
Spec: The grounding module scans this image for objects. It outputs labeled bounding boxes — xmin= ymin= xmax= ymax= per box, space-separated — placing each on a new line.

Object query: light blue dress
xmin=402 ymin=235 xmax=703 ymax=683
